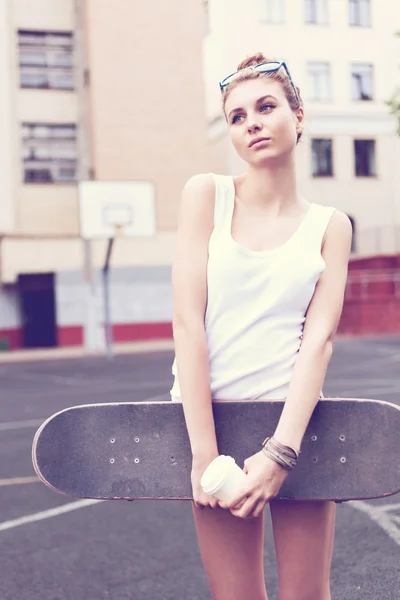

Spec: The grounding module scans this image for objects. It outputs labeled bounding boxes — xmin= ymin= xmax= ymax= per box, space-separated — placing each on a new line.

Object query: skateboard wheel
xmin=340 ymin=457 xmax=347 ymax=463
xmin=135 ymin=437 xmax=140 ymax=443
xmin=110 ymin=458 xmax=115 ymax=464
xmin=134 ymin=458 xmax=140 ymax=464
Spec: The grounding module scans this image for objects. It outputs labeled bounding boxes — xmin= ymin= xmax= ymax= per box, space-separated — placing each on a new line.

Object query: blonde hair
xmin=221 ymin=52 xmax=304 ymax=143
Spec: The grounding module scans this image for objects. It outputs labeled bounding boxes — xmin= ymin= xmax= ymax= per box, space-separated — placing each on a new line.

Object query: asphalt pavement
xmin=0 ymin=336 xmax=399 ymax=600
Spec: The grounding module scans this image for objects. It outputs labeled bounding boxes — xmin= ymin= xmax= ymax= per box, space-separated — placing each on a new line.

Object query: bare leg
xmin=192 ymin=503 xmax=269 ymax=600
xmin=270 ymin=500 xmax=336 ymax=600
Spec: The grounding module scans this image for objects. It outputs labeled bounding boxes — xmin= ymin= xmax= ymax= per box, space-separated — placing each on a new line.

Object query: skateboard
xmin=32 ymin=398 xmax=400 ymax=503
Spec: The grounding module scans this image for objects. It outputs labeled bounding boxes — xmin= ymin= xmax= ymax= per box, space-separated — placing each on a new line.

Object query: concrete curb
xmin=0 ymin=340 xmax=175 ymax=364
xmin=0 ymin=333 xmax=398 ymax=365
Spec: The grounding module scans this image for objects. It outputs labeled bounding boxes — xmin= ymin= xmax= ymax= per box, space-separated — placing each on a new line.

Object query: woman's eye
xmin=260 ymin=104 xmax=275 ymax=112
xmin=231 ymin=104 xmax=275 ymax=124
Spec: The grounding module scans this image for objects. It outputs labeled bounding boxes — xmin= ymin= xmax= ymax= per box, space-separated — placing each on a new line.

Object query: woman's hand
xmin=218 ymin=451 xmax=289 ymax=519
xmin=191 ymin=454 xmax=220 ymax=510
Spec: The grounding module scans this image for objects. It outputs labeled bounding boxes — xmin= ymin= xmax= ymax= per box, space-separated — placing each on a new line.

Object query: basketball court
xmin=0 ymin=335 xmax=399 ymax=599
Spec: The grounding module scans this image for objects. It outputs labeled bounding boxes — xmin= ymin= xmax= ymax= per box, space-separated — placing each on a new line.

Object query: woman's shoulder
xmin=316 ymin=208 xmax=352 ymax=252
xmin=182 ymin=172 xmax=215 ymax=195
xmin=178 ymin=174 xmax=216 ymax=230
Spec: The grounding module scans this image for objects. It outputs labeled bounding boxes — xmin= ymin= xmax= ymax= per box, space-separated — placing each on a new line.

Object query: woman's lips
xmin=249 ymin=138 xmax=271 ymax=148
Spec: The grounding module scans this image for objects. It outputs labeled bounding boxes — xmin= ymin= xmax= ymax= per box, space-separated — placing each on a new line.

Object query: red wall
xmin=1 ymin=255 xmax=399 ymax=350
xmin=57 ymin=322 xmax=173 ymax=347
xmin=0 ymin=322 xmax=173 ymax=350
xmin=337 ymin=254 xmax=400 ymax=336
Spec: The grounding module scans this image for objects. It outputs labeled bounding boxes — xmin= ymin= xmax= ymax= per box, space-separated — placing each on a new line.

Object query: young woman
xmin=170 ymin=52 xmax=352 ymax=600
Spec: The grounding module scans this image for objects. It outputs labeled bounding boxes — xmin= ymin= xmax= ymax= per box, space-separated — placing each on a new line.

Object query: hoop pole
xmin=103 ymin=237 xmax=114 ymax=361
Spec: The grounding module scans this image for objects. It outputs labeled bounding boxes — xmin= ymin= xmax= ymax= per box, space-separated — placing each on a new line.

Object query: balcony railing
xmin=345 ymin=270 xmax=400 ymax=300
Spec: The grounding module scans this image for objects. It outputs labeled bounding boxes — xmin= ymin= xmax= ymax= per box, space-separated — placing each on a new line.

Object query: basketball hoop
xmin=77 ymin=180 xmax=156 ymax=360
xmin=103 ymin=205 xmax=133 ymax=239
xmin=114 ymin=223 xmax=125 ymax=239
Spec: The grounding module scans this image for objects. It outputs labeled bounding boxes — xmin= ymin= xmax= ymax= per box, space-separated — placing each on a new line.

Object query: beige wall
xmin=1 ymin=0 xmax=211 ymax=282
xmin=1 ymin=232 xmax=176 ymax=283
xmin=11 ymin=0 xmax=80 ymax=240
xmin=13 ymin=0 xmax=75 ymax=30
xmin=84 ymin=0 xmax=209 ymax=232
xmin=0 ymin=0 xmax=16 ymax=234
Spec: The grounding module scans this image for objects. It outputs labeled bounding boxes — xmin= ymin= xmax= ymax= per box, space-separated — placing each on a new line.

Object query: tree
xmin=386 ymin=31 xmax=400 ymax=136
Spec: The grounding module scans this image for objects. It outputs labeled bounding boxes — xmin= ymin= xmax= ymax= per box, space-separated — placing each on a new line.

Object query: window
xmin=312 ymin=139 xmax=333 ymax=177
xmin=307 ymin=62 xmax=331 ymax=101
xmin=260 ymin=0 xmax=285 ymax=23
xmin=18 ymin=30 xmax=74 ymax=90
xmin=351 ymin=63 xmax=373 ymax=100
xmin=22 ymin=124 xmax=77 ymax=183
xmin=349 ymin=0 xmax=371 ymax=26
xmin=354 ymin=140 xmax=376 ymax=177
xmin=305 ymin=0 xmax=329 ymax=24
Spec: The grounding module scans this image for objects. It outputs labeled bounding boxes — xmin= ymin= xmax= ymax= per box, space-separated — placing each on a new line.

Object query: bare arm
xmin=172 ymin=173 xmax=218 ymax=462
xmin=273 ymin=211 xmax=353 ymax=451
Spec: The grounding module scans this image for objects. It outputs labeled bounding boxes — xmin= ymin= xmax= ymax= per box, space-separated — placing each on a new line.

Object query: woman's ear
xmin=295 ymin=107 xmax=305 ymax=133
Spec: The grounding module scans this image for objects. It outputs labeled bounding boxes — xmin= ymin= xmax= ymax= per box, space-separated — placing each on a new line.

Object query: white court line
xmin=0 ymin=499 xmax=103 ymax=533
xmin=0 ymin=476 xmax=39 ymax=486
xmin=374 ymin=502 xmax=400 ymax=512
xmin=349 ymin=501 xmax=400 ymax=546
xmin=0 ymin=419 xmax=44 ymax=431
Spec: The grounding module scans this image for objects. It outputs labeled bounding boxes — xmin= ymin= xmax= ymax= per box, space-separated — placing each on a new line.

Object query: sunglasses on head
xmin=219 ymin=61 xmax=300 ymax=105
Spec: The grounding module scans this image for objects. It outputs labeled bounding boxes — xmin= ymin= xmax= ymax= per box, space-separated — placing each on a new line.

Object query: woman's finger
xmin=230 ymin=495 xmax=258 ymax=519
xmin=249 ymin=499 xmax=267 ymax=519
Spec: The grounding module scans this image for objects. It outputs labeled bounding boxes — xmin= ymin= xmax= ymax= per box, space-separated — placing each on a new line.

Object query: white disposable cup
xmin=200 ymin=455 xmax=247 ymax=502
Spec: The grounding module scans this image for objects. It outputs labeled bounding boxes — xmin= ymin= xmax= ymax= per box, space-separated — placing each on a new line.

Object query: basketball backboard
xmin=78 ymin=180 xmax=156 ymax=240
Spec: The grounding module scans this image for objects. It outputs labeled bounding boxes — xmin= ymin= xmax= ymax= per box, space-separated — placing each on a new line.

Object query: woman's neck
xmin=235 ymin=158 xmax=303 ymax=214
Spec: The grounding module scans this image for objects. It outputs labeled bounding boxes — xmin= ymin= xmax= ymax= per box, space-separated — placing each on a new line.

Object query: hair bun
xmin=237 ymin=52 xmax=274 ymax=71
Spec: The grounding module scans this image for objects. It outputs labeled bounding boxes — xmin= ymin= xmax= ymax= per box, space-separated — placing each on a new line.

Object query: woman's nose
xmin=247 ymin=119 xmax=262 ymax=133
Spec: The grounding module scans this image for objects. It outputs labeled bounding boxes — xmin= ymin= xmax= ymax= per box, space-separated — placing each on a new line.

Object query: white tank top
xmin=170 ymin=173 xmax=336 ymax=402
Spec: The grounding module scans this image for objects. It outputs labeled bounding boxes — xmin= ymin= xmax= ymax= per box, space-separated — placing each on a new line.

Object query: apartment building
xmin=203 ymin=0 xmax=400 ymax=256
xmin=0 ymin=0 xmax=209 ymax=350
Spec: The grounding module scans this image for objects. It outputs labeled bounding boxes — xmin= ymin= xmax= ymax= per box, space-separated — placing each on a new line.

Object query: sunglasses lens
xmin=255 ymin=62 xmax=281 ymax=73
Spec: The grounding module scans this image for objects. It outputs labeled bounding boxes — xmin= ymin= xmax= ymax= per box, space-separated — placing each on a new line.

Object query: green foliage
xmin=386 ymin=89 xmax=400 ymax=137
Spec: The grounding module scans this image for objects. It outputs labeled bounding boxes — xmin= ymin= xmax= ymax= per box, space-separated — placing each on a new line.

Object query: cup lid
xmin=200 ymin=455 xmax=235 ymax=495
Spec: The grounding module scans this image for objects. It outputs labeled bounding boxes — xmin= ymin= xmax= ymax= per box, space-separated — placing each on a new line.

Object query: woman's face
xmin=224 ymin=78 xmax=304 ymax=165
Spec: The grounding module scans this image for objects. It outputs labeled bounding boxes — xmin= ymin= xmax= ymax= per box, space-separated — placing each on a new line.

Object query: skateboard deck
xmin=32 ymin=398 xmax=400 ymax=502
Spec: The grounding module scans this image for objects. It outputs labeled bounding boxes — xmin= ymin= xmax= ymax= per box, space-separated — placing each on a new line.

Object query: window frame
xmin=351 ymin=63 xmax=374 ymax=101
xmin=304 ymin=0 xmax=329 ymax=25
xmin=21 ymin=123 xmax=77 ymax=185
xmin=307 ymin=61 xmax=332 ymax=102
xmin=18 ymin=29 xmax=74 ymax=91
xmin=311 ymin=138 xmax=334 ymax=178
xmin=354 ymin=139 xmax=376 ymax=177
xmin=349 ymin=0 xmax=371 ymax=27
xmin=260 ymin=0 xmax=285 ymax=24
